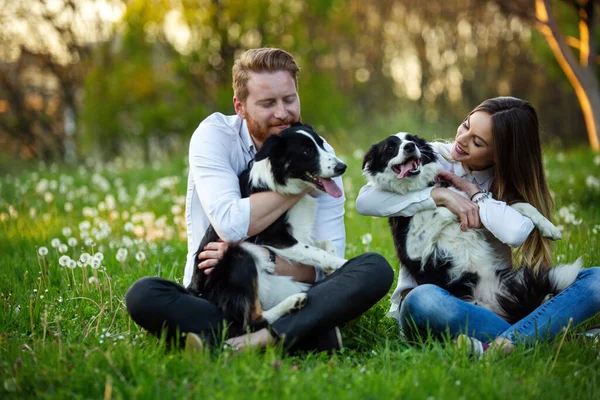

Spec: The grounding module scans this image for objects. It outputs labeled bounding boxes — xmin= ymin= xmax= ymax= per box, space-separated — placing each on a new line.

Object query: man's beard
xmin=246 ymin=114 xmax=298 ymax=144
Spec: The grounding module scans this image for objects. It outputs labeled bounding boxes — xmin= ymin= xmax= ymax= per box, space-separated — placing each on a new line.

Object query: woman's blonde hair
xmin=232 ymin=48 xmax=300 ymax=103
xmin=470 ymin=97 xmax=554 ymax=269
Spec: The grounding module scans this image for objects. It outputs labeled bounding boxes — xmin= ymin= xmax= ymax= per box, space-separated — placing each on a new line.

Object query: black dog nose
xmin=404 ymin=142 xmax=415 ymax=153
xmin=334 ymin=162 xmax=347 ymax=175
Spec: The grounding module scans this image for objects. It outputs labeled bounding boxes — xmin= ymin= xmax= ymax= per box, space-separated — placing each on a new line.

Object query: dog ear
xmin=362 ymin=143 xmax=379 ymax=171
xmin=255 ymin=134 xmax=282 ymax=162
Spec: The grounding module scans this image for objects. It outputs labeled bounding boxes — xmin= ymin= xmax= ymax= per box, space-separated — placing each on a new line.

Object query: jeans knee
xmin=579 ymin=267 xmax=600 ymax=307
xmin=399 ymin=284 xmax=447 ymax=327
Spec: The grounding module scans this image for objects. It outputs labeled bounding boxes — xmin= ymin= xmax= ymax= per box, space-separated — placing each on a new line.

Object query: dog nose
xmin=334 ymin=162 xmax=347 ymax=175
xmin=404 ymin=142 xmax=415 ymax=153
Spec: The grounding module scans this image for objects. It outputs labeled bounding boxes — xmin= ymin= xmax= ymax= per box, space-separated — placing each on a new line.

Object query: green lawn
xmin=1 ymin=147 xmax=599 ymax=399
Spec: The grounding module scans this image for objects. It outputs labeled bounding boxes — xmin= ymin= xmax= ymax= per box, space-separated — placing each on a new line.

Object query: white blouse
xmin=354 ymin=142 xmax=535 ymax=318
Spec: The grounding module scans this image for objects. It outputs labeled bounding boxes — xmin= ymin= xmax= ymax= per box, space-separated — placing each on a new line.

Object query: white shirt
xmin=354 ymin=142 xmax=534 ymax=318
xmin=183 ymin=113 xmax=346 ymax=287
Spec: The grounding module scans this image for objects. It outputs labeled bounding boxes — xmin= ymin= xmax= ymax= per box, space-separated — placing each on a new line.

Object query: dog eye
xmin=303 ymin=148 xmax=314 ymax=155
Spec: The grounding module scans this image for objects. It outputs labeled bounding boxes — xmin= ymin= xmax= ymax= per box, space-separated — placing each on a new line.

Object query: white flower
xmin=361 ymin=233 xmax=373 ymax=245
xmin=94 ymin=252 xmax=104 ymax=261
xmin=44 ymin=192 xmax=54 ymax=203
xmin=62 ymin=227 xmax=72 ymax=237
xmin=80 ymin=253 xmax=91 ymax=264
xmin=594 ymin=155 xmax=600 ymax=166
xmin=586 ymin=175 xmax=600 ymax=190
xmin=84 ymin=238 xmax=96 ymax=247
xmin=88 ymin=276 xmax=99 ymax=285
xmin=171 ymin=205 xmax=182 ymax=215
xmin=124 ymin=222 xmax=134 ymax=232
xmin=135 ymin=251 xmax=146 ymax=262
xmin=51 ymin=238 xmax=61 ymax=248
xmin=352 ymin=148 xmax=365 ymax=160
xmin=58 ymin=244 xmax=69 ymax=254
xmin=64 ymin=202 xmax=73 ymax=212
xmin=59 ymin=255 xmax=71 ymax=267
xmin=38 ymin=247 xmax=48 ymax=256
xmin=67 ymin=237 xmax=77 ymax=247
xmin=116 ymin=248 xmax=128 ymax=262
xmin=67 ymin=260 xmax=77 ymax=269
xmin=79 ymin=221 xmax=91 ymax=231
xmin=90 ymin=258 xmax=101 ymax=269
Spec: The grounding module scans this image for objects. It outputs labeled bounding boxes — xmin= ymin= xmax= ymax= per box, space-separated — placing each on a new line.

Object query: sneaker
xmin=184 ymin=332 xmax=204 ymax=353
xmin=456 ymin=334 xmax=490 ymax=358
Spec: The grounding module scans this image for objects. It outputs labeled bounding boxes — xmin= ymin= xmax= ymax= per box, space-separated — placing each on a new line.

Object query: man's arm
xmin=190 ymin=122 xmax=303 ymax=242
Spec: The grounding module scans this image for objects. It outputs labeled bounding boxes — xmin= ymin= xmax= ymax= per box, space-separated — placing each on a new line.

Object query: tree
xmin=489 ymin=0 xmax=600 ymax=152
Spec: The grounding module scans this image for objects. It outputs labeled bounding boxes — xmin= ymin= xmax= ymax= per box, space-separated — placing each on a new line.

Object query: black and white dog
xmin=187 ymin=123 xmax=347 ymax=330
xmin=362 ymin=133 xmax=581 ymax=324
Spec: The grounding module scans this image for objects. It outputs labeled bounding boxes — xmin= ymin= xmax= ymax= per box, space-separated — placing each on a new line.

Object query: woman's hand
xmin=431 ymin=187 xmax=482 ymax=231
xmin=437 ymin=171 xmax=481 ymax=198
xmin=197 ymin=239 xmax=229 ymax=275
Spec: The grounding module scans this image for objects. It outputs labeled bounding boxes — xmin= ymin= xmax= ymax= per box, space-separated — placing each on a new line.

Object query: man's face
xmin=234 ymin=70 xmax=301 ymax=145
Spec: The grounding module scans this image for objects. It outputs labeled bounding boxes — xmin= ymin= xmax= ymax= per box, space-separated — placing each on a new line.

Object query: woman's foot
xmin=456 ymin=334 xmax=515 ymax=358
xmin=225 ymin=328 xmax=275 ymax=351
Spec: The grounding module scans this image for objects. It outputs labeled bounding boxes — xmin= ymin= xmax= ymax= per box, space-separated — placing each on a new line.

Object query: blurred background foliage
xmin=0 ymin=0 xmax=599 ymax=166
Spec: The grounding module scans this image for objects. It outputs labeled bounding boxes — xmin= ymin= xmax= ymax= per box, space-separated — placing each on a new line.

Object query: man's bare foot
xmin=226 ymin=328 xmax=275 ymax=350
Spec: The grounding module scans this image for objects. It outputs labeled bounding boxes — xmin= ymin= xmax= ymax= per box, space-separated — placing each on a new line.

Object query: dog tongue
xmin=397 ymin=161 xmax=416 ymax=178
xmin=320 ymin=178 xmax=343 ymax=198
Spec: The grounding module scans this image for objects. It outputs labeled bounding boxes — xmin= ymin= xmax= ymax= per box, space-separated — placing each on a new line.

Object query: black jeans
xmin=125 ymin=252 xmax=393 ymax=351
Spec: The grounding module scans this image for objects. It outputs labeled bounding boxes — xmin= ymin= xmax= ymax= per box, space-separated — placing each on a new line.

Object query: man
xmin=126 ymin=48 xmax=393 ymax=352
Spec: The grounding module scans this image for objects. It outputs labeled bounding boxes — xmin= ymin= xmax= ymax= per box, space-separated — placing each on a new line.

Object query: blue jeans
xmin=397 ymin=267 xmax=600 ymax=344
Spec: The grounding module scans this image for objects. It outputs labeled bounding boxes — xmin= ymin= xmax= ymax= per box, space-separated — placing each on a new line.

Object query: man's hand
xmin=197 ymin=239 xmax=229 ymax=275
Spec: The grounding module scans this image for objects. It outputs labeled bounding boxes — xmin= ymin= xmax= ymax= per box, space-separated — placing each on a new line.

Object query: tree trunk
xmin=535 ymin=0 xmax=600 ymax=152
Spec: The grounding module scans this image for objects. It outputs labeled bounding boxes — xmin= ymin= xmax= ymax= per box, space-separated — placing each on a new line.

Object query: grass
xmin=1 ymin=144 xmax=600 ymax=399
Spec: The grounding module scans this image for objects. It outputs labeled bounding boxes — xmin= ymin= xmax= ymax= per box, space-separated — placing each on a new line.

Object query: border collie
xmin=187 ymin=123 xmax=348 ymax=330
xmin=362 ymin=133 xmax=581 ymax=323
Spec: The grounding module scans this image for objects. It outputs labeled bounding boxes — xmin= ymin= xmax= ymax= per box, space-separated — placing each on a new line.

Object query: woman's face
xmin=451 ymin=111 xmax=495 ymax=171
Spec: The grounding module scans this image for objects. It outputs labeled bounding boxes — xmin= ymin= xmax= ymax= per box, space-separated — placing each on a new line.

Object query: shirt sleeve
xmin=478 ymin=198 xmax=535 ymax=247
xmin=188 ymin=122 xmax=251 ymax=243
xmin=355 ymin=183 xmax=437 ymax=217
xmin=314 ymin=141 xmax=346 ymax=258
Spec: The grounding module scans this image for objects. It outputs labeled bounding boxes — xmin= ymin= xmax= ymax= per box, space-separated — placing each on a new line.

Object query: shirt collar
xmin=455 ymin=162 xmax=495 ymax=185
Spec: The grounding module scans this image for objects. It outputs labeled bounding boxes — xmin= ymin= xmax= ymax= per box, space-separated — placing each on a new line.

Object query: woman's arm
xmin=437 ymin=171 xmax=534 ymax=247
xmin=355 ymin=184 xmax=437 ymax=217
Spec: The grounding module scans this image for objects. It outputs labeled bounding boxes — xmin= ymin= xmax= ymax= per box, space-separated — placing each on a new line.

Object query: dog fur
xmin=187 ymin=123 xmax=347 ymax=330
xmin=362 ymin=133 xmax=581 ymax=324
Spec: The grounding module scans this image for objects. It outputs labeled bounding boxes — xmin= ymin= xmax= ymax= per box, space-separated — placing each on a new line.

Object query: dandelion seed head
xmin=67 ymin=237 xmax=77 ymax=247
xmin=64 ymin=202 xmax=73 ymax=212
xmin=59 ymin=255 xmax=71 ymax=267
xmin=51 ymin=238 xmax=61 ymax=248
xmin=361 ymin=233 xmax=373 ymax=245
xmin=135 ymin=251 xmax=146 ymax=262
xmin=58 ymin=244 xmax=69 ymax=254
xmin=67 ymin=260 xmax=77 ymax=269
xmin=62 ymin=227 xmax=72 ymax=237
xmin=38 ymin=247 xmax=48 ymax=256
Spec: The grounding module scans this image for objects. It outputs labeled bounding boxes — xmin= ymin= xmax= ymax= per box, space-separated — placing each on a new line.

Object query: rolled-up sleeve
xmin=189 ymin=124 xmax=251 ymax=243
xmin=479 ymin=198 xmax=535 ymax=247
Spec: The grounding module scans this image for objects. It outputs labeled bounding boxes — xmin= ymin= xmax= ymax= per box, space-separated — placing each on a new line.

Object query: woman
xmin=356 ymin=96 xmax=600 ymax=356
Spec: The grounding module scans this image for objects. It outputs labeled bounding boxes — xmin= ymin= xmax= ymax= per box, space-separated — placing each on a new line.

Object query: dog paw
xmin=536 ymin=219 xmax=562 ymax=240
xmin=322 ymin=259 xmax=347 ymax=275
xmin=291 ymin=293 xmax=308 ymax=310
